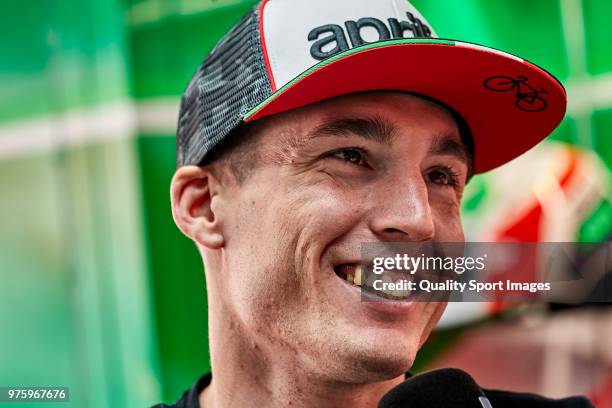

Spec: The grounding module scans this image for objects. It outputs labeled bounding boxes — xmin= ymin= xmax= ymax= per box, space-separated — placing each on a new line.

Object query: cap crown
xmin=177 ymin=0 xmax=435 ymax=166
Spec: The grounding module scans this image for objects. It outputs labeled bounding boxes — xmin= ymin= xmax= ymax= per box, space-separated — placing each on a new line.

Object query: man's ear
xmin=170 ymin=165 xmax=225 ymax=249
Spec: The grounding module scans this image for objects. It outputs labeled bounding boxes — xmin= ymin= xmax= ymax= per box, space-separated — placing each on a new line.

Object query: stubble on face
xmin=206 ymin=92 xmax=467 ymax=388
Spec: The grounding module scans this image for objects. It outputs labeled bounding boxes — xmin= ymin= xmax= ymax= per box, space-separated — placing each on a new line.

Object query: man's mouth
xmin=333 ymin=263 xmax=413 ymax=300
xmin=333 ymin=263 xmax=363 ymax=287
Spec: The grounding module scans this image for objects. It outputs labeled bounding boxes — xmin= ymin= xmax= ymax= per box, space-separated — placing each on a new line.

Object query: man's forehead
xmin=259 ymin=92 xmax=463 ymax=148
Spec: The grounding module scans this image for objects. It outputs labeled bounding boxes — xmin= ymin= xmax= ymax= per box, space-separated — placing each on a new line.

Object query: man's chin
xmin=352 ymin=348 xmax=415 ymax=383
xmin=323 ymin=334 xmax=418 ymax=384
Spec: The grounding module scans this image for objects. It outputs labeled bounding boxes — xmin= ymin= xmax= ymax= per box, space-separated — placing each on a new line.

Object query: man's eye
xmin=327 ymin=148 xmax=368 ymax=166
xmin=428 ymin=167 xmax=460 ymax=188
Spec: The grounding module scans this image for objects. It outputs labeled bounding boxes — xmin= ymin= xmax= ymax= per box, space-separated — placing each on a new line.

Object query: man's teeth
xmin=353 ymin=267 xmax=362 ymax=285
xmin=341 ymin=265 xmax=362 ymax=286
xmin=338 ymin=265 xmax=409 ymax=298
xmin=381 ymin=275 xmax=412 ymax=299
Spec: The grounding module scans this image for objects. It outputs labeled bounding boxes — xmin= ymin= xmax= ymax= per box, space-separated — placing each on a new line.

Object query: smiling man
xmin=154 ymin=0 xmax=593 ymax=407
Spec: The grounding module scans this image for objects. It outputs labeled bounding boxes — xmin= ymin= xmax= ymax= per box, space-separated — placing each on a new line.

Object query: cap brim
xmin=244 ymin=38 xmax=566 ymax=174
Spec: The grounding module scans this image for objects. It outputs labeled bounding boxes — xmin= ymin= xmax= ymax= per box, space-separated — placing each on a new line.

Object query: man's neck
xmin=200 ymin=303 xmax=404 ymax=408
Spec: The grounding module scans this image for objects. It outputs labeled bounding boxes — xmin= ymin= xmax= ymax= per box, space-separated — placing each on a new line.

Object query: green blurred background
xmin=0 ymin=0 xmax=610 ymax=407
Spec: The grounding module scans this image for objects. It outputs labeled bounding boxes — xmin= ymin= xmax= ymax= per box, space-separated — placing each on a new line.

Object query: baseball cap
xmin=177 ymin=0 xmax=567 ymax=174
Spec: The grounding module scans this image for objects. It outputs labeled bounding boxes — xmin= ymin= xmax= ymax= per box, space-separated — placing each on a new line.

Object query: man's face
xmin=212 ymin=92 xmax=468 ymax=382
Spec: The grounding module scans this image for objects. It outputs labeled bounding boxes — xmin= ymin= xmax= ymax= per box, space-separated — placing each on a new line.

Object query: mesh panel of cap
xmin=177 ymin=5 xmax=272 ymax=167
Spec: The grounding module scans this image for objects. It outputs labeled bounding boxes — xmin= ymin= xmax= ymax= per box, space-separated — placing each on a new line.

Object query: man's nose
xmin=368 ymin=178 xmax=435 ymax=242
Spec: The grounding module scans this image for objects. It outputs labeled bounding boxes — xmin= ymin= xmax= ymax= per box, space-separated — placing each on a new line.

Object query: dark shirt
xmin=152 ymin=373 xmax=595 ymax=408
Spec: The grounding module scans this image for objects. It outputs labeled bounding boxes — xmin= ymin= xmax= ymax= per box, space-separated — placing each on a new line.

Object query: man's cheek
xmin=431 ymin=200 xmax=464 ymax=240
xmin=285 ymin=186 xmax=358 ymax=222
xmin=437 ymin=220 xmax=464 ymax=241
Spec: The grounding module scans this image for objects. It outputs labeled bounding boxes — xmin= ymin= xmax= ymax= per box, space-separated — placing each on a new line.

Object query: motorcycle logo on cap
xmin=308 ymin=12 xmax=432 ymax=61
xmin=484 ymin=75 xmax=548 ymax=112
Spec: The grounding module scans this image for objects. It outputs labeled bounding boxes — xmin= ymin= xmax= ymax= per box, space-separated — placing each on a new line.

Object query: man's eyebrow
xmin=306 ymin=116 xmax=397 ymax=145
xmin=429 ymin=134 xmax=473 ymax=174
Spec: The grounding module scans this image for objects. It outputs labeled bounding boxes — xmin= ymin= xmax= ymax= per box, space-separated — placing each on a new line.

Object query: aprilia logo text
xmin=308 ymin=12 xmax=432 ymax=60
